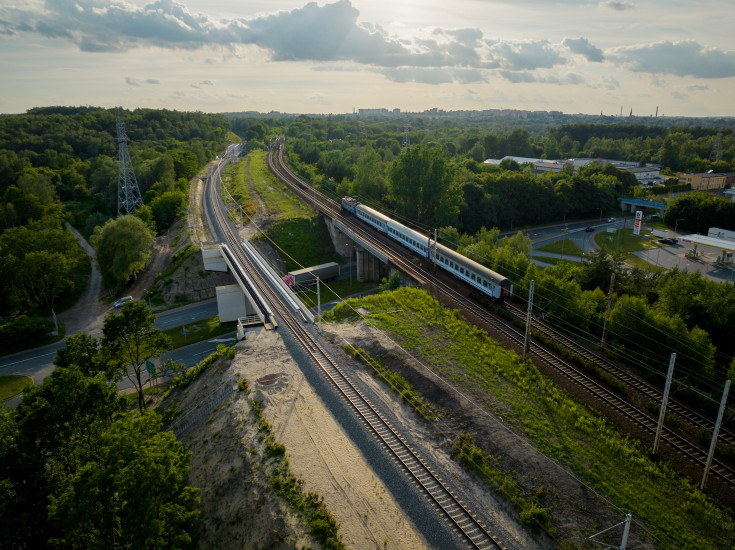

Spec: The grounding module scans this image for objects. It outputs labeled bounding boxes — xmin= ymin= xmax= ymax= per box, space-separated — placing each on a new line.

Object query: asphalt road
xmin=1 ymin=299 xmax=223 ymax=402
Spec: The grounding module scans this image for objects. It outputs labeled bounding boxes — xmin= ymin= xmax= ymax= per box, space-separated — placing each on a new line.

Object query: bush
xmin=0 ymin=316 xmax=54 ymax=354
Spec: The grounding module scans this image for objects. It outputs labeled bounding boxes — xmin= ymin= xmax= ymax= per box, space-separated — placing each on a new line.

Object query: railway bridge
xmin=325 ymin=217 xmax=390 ymax=283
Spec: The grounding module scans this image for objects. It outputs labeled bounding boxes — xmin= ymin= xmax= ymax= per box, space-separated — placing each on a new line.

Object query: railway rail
xmin=505 ymin=301 xmax=735 ymax=451
xmin=209 ymin=150 xmax=508 ymax=549
xmin=266 ymin=141 xmax=735 ymax=495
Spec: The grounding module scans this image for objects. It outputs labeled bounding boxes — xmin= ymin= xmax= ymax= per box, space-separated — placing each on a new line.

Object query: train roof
xmin=435 ymin=241 xmax=511 ymax=284
xmin=356 ymin=202 xmax=392 ymax=223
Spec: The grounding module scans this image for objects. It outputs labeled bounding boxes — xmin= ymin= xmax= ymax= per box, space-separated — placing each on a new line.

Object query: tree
xmin=390 ymin=144 xmax=451 ymax=226
xmin=102 ymin=301 xmax=171 ymax=412
xmin=93 ymin=215 xmax=155 ymax=290
xmin=150 ymin=190 xmax=187 ymax=232
xmin=55 ymin=333 xmax=109 ymax=378
xmin=48 ymin=413 xmax=200 ymax=550
xmin=352 ymin=146 xmax=386 ymax=201
xmin=85 ymin=211 xmax=110 ymax=235
xmin=7 ymin=366 xmax=125 ymax=547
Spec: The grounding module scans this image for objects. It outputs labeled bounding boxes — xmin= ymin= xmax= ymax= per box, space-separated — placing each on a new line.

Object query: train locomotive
xmin=341 ymin=197 xmax=513 ymax=301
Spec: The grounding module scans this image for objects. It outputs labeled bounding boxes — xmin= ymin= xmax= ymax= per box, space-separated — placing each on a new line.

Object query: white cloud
xmin=498 ymin=70 xmax=581 ymax=85
xmin=563 ymin=37 xmax=603 ymax=62
xmin=611 ymin=40 xmax=735 ymax=78
xmin=602 ymin=76 xmax=620 ymax=90
xmin=649 ymin=75 xmax=666 ymax=88
xmin=125 ymin=76 xmax=159 ymax=86
xmin=599 ymin=1 xmax=635 ymax=10
xmin=490 ymin=40 xmax=565 ymax=71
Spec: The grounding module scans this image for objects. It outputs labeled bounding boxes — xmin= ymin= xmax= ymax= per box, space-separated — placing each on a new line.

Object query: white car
xmin=607 ymin=217 xmax=617 ymax=223
xmin=113 ymin=296 xmax=133 ymax=308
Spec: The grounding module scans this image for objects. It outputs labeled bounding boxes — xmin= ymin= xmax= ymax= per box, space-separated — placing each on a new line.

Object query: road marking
xmin=0 ymin=351 xmax=56 ymax=368
xmin=208 ymin=338 xmax=234 ymax=343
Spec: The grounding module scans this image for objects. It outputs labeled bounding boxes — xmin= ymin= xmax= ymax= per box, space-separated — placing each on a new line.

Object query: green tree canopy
xmin=48 ymin=413 xmax=199 ymax=550
xmin=92 ymin=215 xmax=155 ymax=290
xmin=102 ymin=301 xmax=171 ymax=412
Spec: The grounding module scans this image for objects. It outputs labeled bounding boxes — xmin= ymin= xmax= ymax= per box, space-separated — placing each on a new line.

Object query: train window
xmin=471 ymin=274 xmax=476 ymax=281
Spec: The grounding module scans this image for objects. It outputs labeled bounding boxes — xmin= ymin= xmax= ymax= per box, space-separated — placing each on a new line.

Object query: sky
xmin=1 ymin=0 xmax=734 ymax=117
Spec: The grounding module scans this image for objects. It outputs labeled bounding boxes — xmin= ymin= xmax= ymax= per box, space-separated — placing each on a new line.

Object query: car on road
xmin=113 ymin=296 xmax=133 ymax=308
xmin=607 ymin=217 xmax=617 ymax=223
xmin=658 ymin=238 xmax=678 ymax=245
xmin=585 ymin=226 xmax=595 ymax=232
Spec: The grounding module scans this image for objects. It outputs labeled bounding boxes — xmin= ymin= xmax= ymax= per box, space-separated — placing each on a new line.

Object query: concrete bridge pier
xmin=355 ymin=245 xmax=381 ymax=282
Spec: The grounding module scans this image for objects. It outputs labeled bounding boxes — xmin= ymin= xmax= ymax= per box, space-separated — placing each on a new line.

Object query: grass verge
xmin=536 ymin=239 xmax=584 ymax=257
xmin=248 ymin=150 xmax=314 ymax=218
xmin=296 ymin=279 xmax=376 ymax=308
xmin=531 ymin=255 xmax=569 ymax=266
xmin=0 ymin=375 xmax=34 ymax=401
xmin=163 ymin=316 xmax=235 ymax=349
xmin=324 ymin=287 xmax=735 ymax=550
xmin=222 ymin=160 xmax=257 ymax=218
xmin=253 ymin=217 xmax=341 ymax=272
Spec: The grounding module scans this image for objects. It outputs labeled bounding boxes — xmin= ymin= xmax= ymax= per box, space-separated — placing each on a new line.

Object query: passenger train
xmin=341 ymin=197 xmax=513 ymax=301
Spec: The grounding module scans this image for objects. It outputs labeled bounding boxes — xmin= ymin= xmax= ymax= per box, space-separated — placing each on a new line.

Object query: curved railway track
xmin=208 ymin=151 xmax=508 ymax=550
xmin=266 ymin=141 xmax=735 ymax=495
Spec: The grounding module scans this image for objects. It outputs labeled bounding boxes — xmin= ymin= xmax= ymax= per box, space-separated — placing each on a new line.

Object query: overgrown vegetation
xmin=248 ymin=149 xmax=313 ymax=218
xmin=343 ymin=344 xmax=442 ymax=421
xmin=221 ymin=159 xmax=257 ymax=218
xmin=164 ymin=343 xmax=236 ymax=396
xmin=254 ymin=216 xmax=339 ymax=272
xmin=325 ymin=287 xmax=735 ymax=549
xmin=452 ymin=432 xmax=553 ymax=533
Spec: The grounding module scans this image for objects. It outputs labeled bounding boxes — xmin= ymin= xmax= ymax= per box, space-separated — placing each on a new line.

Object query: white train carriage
xmin=355 ymin=203 xmax=391 ymax=233
xmin=341 ymin=196 xmax=512 ymax=301
xmin=433 ymin=242 xmax=512 ymax=300
xmin=386 ymin=219 xmax=431 ymax=258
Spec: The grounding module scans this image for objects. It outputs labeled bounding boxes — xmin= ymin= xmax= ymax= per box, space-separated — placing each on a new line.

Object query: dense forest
xmin=0 ymin=307 xmax=209 ymax=549
xmin=238 ymin=114 xmax=735 ymax=413
xmin=0 ymin=107 xmax=230 ymax=349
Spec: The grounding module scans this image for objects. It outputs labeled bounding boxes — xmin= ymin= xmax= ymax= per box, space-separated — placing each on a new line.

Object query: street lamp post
xmin=599 ymin=207 xmax=603 ymax=227
xmin=675 ymin=218 xmax=685 ymax=235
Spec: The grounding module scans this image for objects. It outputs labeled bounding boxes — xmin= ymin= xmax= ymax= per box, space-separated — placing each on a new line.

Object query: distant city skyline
xmin=1 ymin=0 xmax=734 ymax=117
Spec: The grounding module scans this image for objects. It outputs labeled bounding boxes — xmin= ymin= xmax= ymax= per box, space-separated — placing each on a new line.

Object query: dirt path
xmin=127 ymin=230 xmax=174 ymax=303
xmin=56 ymin=223 xmax=109 ymax=335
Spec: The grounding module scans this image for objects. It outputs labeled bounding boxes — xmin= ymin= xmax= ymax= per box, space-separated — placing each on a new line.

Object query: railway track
xmin=266 ymin=141 xmax=735 ymax=495
xmin=209 ymin=149 xmax=508 ymax=549
xmin=504 ymin=301 xmax=735 ymax=450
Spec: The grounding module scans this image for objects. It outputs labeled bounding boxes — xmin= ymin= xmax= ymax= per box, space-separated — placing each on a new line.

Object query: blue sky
xmin=1 ymin=0 xmax=734 ymax=116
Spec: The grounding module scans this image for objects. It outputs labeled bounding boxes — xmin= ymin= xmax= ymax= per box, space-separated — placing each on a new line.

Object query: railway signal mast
xmin=116 ymin=111 xmax=144 ymax=217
